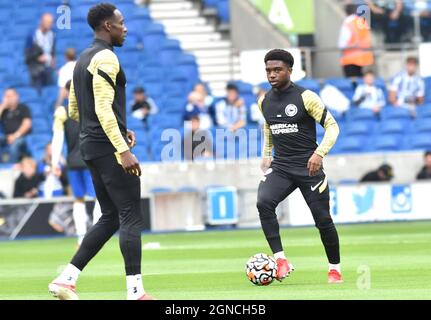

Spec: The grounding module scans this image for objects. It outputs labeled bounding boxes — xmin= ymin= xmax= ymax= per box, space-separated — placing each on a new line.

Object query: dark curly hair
xmin=87 ymin=3 xmax=117 ymax=31
xmin=264 ymin=49 xmax=294 ymax=68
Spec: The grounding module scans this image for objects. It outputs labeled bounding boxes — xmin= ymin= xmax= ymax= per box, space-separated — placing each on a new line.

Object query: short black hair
xmin=345 ymin=4 xmax=358 ymax=16
xmin=133 ymin=86 xmax=145 ymax=94
xmin=425 ymin=151 xmax=431 ymax=157
xmin=65 ymin=80 xmax=71 ymax=91
xmin=87 ymin=3 xmax=117 ymax=31
xmin=226 ymin=83 xmax=238 ymax=92
xmin=264 ymin=49 xmax=294 ymax=68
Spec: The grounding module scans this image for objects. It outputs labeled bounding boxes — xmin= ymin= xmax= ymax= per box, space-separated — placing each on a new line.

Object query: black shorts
xmin=258 ymin=166 xmax=329 ymax=207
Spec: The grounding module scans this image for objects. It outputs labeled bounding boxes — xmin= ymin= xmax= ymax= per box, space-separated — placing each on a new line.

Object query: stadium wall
xmin=0 ymin=151 xmax=425 ymax=198
xmin=230 ymin=0 xmax=291 ymax=52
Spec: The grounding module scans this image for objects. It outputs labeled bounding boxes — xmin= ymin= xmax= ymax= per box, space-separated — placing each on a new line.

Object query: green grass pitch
xmin=0 ymin=221 xmax=430 ymax=300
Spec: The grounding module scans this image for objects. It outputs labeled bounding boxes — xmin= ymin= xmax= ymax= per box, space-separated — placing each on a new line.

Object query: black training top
xmin=68 ymin=38 xmax=129 ymax=161
xmin=258 ymin=82 xmax=339 ymax=168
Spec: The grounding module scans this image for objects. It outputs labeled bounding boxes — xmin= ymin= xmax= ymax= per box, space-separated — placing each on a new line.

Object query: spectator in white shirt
xmin=56 ymin=48 xmax=77 ymax=107
xmin=389 ymin=56 xmax=425 ymax=116
xmin=215 ymin=83 xmax=247 ymax=132
xmin=352 ymin=70 xmax=386 ymax=114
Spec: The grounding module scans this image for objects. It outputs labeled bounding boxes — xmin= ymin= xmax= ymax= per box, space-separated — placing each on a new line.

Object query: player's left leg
xmin=297 ymin=171 xmax=343 ymax=283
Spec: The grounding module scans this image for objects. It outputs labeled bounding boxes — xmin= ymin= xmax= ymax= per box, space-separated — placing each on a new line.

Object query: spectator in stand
xmin=352 ymin=70 xmax=386 ymax=115
xmin=338 ymin=3 xmax=374 ymax=78
xmin=360 ymin=163 xmax=394 ymax=182
xmin=130 ymin=86 xmax=158 ymax=129
xmin=0 ymin=88 xmax=32 ymax=163
xmin=416 ymin=151 xmax=431 ymax=180
xmin=249 ymin=87 xmax=267 ymax=128
xmin=183 ymin=114 xmax=213 ymax=161
xmin=388 ymin=56 xmax=425 ymax=116
xmin=184 ymin=90 xmax=213 ymax=130
xmin=25 ymin=13 xmax=56 ymax=93
xmin=56 ymin=48 xmax=77 ymax=108
xmin=37 ymin=142 xmax=67 ymax=198
xmin=214 ymin=83 xmax=247 ymax=132
xmin=365 ymin=0 xmax=406 ymax=44
xmin=13 ymin=157 xmax=43 ymax=198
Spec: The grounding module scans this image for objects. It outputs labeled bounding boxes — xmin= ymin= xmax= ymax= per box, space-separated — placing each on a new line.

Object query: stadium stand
xmin=1 ymin=0 xmax=431 ymax=167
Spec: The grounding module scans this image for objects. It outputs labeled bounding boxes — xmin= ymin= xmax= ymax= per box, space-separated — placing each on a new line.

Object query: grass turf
xmin=0 ymin=221 xmax=430 ymax=300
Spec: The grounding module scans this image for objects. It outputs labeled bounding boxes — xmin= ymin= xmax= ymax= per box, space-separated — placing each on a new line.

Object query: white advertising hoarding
xmin=288 ymin=182 xmax=431 ymax=226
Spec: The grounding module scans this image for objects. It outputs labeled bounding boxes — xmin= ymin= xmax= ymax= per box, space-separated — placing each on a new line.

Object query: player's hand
xmin=120 ymin=150 xmax=141 ymax=176
xmin=127 ymin=129 xmax=137 ymax=148
xmin=260 ymin=156 xmax=272 ymax=173
xmin=307 ymin=152 xmax=323 ymax=177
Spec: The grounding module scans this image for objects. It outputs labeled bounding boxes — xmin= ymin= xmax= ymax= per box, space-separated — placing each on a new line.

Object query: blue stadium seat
xmin=408 ymin=134 xmax=431 ymax=150
xmin=325 ymin=77 xmax=353 ymax=91
xmin=295 ymin=78 xmax=321 ymax=93
xmin=150 ymin=187 xmax=173 ymax=193
xmin=344 ymin=121 xmax=374 ymax=136
xmin=379 ymin=119 xmax=410 ymax=135
xmin=142 ymin=24 xmax=166 ymax=52
xmin=162 ymin=83 xmax=187 ymax=99
xmin=217 ymin=0 xmax=230 ymax=23
xmin=345 ymin=108 xmax=376 ymax=121
xmin=204 ymin=0 xmax=219 ymax=8
xmin=159 ymin=39 xmax=182 ymax=66
xmin=17 ymin=87 xmax=39 ymax=102
xmin=162 ymin=97 xmax=187 ymax=113
xmin=142 ymin=83 xmax=163 ymax=98
xmin=417 ymin=104 xmax=431 ymax=119
xmin=13 ymin=7 xmax=40 ymax=23
xmin=424 ymin=77 xmax=431 ymax=103
xmin=380 ymin=106 xmax=412 ymax=120
xmin=336 ymin=136 xmax=365 ymax=153
xmin=415 ymin=118 xmax=431 ymax=133
xmin=325 ymin=77 xmax=354 ymax=100
xmin=176 ymin=54 xmax=199 ymax=82
xmin=32 ymin=118 xmax=51 ymax=134
xmin=372 ymin=135 xmax=402 ymax=151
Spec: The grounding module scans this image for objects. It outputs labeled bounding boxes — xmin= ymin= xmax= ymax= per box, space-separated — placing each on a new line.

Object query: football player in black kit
xmin=257 ymin=49 xmax=343 ymax=283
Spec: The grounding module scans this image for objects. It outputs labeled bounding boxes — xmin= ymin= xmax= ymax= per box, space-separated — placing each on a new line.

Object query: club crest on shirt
xmin=285 ymin=104 xmax=298 ymax=117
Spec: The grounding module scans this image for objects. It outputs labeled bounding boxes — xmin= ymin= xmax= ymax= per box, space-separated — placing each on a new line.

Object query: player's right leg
xmin=49 ymin=159 xmax=120 ymax=300
xmin=256 ymin=168 xmax=296 ymax=281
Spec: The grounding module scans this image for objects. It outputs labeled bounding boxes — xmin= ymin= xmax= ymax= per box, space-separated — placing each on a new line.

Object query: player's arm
xmin=51 ymin=106 xmax=67 ymax=169
xmin=302 ymin=90 xmax=340 ymax=176
xmin=258 ymin=94 xmax=273 ymax=173
xmin=68 ymin=79 xmax=79 ymax=122
xmin=89 ymin=50 xmax=140 ymax=176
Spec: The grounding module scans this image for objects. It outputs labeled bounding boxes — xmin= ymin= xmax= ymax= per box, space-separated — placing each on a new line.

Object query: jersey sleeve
xmin=53 ymin=105 xmax=67 ymax=132
xmin=87 ymin=49 xmax=129 ymax=154
xmin=302 ymin=90 xmax=339 ymax=157
xmin=52 ymin=106 xmax=67 ymax=167
xmin=258 ymin=94 xmax=273 ymax=157
xmin=68 ymin=79 xmax=79 ymax=122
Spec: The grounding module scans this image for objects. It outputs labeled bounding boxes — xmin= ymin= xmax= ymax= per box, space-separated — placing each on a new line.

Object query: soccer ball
xmin=245 ymin=253 xmax=277 ymax=286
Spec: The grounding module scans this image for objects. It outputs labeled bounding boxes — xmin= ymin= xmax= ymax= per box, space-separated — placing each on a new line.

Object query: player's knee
xmin=308 ymin=202 xmax=333 ymax=230
xmin=257 ymin=196 xmax=276 ymax=218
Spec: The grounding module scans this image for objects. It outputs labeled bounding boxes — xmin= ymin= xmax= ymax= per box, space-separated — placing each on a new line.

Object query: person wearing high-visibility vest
xmin=338 ymin=4 xmax=374 ymax=78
